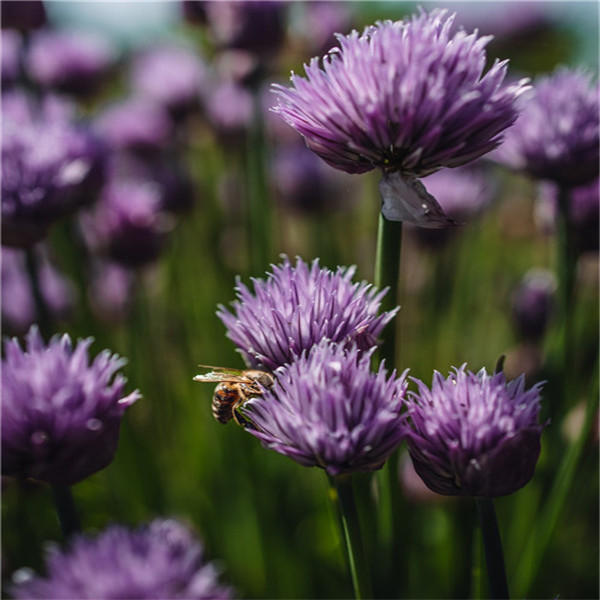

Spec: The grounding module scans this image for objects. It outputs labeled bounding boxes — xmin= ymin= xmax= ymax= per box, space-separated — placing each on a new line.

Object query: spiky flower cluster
xmin=11 ymin=519 xmax=234 ymax=599
xmin=244 ymin=340 xmax=408 ymax=475
xmin=2 ymin=326 xmax=139 ymax=485
xmin=404 ymin=366 xmax=545 ymax=497
xmin=217 ymin=256 xmax=397 ymax=370
xmin=273 ymin=9 xmax=526 ymax=177
xmin=497 ymin=68 xmax=599 ymax=187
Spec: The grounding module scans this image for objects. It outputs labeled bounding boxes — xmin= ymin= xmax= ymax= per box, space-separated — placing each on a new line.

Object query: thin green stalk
xmin=475 ymin=498 xmax=509 ymax=599
xmin=25 ymin=246 xmax=51 ymax=337
xmin=556 ymin=186 xmax=576 ymax=389
xmin=329 ymin=475 xmax=372 ymax=599
xmin=513 ymin=385 xmax=599 ymax=596
xmin=245 ymin=88 xmax=272 ymax=276
xmin=51 ymin=484 xmax=81 ymax=539
xmin=471 ymin=517 xmax=483 ymax=599
xmin=374 ymin=214 xmax=403 ymax=367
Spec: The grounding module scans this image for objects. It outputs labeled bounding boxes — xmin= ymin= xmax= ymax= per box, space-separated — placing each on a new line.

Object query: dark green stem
xmin=374 ymin=214 xmax=403 ymax=368
xmin=51 ymin=484 xmax=81 ymax=539
xmin=245 ymin=89 xmax=272 ymax=276
xmin=25 ymin=246 xmax=51 ymax=337
xmin=475 ymin=498 xmax=509 ymax=599
xmin=329 ymin=475 xmax=372 ymax=599
xmin=556 ymin=186 xmax=576 ymax=384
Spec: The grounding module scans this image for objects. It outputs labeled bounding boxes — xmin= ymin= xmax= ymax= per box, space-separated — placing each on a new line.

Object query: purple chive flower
xmin=80 ymin=177 xmax=172 ymax=267
xmin=2 ymin=30 xmax=22 ymax=86
xmin=88 ymin=261 xmax=134 ymax=323
xmin=205 ymin=1 xmax=286 ymax=56
xmin=404 ymin=365 xmax=545 ymax=497
xmin=11 ymin=519 xmax=234 ymax=599
xmin=537 ymin=179 xmax=600 ymax=253
xmin=497 ymin=68 xmax=599 ymax=187
xmin=217 ymin=256 xmax=398 ymax=370
xmin=2 ymin=91 xmax=105 ymax=247
xmin=511 ymin=269 xmax=556 ymax=342
xmin=272 ymin=142 xmax=354 ymax=213
xmin=244 ymin=340 xmax=408 ymax=475
xmin=1 ymin=1 xmax=47 ymax=31
xmin=1 ymin=246 xmax=75 ymax=334
xmin=2 ymin=326 xmax=140 ymax=485
xmin=26 ymin=30 xmax=115 ymax=96
xmin=273 ymin=9 xmax=526 ymax=227
xmin=94 ymin=97 xmax=172 ymax=155
xmin=206 ymin=81 xmax=253 ymax=140
xmin=131 ymin=45 xmax=206 ymax=118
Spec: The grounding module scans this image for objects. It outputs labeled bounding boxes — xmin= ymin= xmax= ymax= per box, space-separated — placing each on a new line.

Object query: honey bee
xmin=193 ymin=366 xmax=274 ymax=426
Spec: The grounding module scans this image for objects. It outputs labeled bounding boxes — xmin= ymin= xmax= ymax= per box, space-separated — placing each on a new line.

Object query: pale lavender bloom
xmin=11 ymin=519 xmax=234 ymax=599
xmin=94 ymin=97 xmax=172 ymax=154
xmin=2 ymin=30 xmax=22 ymax=86
xmin=206 ymin=81 xmax=253 ymax=139
xmin=88 ymin=261 xmax=134 ymax=323
xmin=244 ymin=341 xmax=408 ymax=475
xmin=80 ymin=177 xmax=172 ymax=267
xmin=26 ymin=30 xmax=115 ymax=95
xmin=205 ymin=1 xmax=286 ymax=56
xmin=295 ymin=1 xmax=353 ymax=55
xmin=421 ymin=166 xmax=494 ymax=223
xmin=497 ymin=68 xmax=599 ymax=187
xmin=2 ymin=326 xmax=140 ymax=485
xmin=217 ymin=256 xmax=398 ymax=370
xmin=1 ymin=246 xmax=75 ymax=333
xmin=511 ymin=269 xmax=556 ymax=342
xmin=404 ymin=365 xmax=545 ymax=497
xmin=2 ymin=90 xmax=105 ymax=247
xmin=131 ymin=45 xmax=206 ymax=117
xmin=537 ymin=179 xmax=599 ymax=253
xmin=273 ymin=9 xmax=526 ymax=178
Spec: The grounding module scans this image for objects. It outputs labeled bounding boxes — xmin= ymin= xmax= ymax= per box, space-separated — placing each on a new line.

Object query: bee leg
xmin=232 ymin=403 xmax=249 ymax=428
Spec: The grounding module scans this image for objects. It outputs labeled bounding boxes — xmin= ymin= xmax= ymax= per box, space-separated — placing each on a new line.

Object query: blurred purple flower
xmin=405 ymin=365 xmax=545 ymax=497
xmin=80 ymin=176 xmax=172 ymax=267
xmin=1 ymin=246 xmax=75 ymax=334
xmin=205 ymin=1 xmax=286 ymax=56
xmin=217 ymin=256 xmax=398 ymax=370
xmin=94 ymin=97 xmax=172 ymax=155
xmin=2 ymin=326 xmax=140 ymax=485
xmin=206 ymin=81 xmax=253 ymax=140
xmin=26 ymin=30 xmax=115 ymax=96
xmin=273 ymin=9 xmax=526 ymax=226
xmin=131 ymin=45 xmax=206 ymax=117
xmin=1 ymin=1 xmax=46 ymax=31
xmin=511 ymin=269 xmax=556 ymax=342
xmin=497 ymin=68 xmax=599 ymax=187
xmin=2 ymin=90 xmax=105 ymax=247
xmin=2 ymin=29 xmax=22 ymax=86
xmin=296 ymin=1 xmax=353 ymax=55
xmin=11 ymin=519 xmax=234 ymax=599
xmin=244 ymin=340 xmax=408 ymax=475
xmin=272 ymin=142 xmax=354 ymax=213
xmin=537 ymin=179 xmax=599 ymax=253
xmin=88 ymin=261 xmax=134 ymax=323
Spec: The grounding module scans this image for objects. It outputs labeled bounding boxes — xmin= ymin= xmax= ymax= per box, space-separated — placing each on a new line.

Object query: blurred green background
xmin=2 ymin=2 xmax=598 ymax=599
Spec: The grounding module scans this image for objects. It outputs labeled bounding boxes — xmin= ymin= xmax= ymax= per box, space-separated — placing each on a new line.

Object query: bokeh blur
xmin=1 ymin=1 xmax=598 ymax=598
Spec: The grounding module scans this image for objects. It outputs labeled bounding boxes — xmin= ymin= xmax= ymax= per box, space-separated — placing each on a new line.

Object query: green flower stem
xmin=329 ymin=475 xmax=372 ymax=600
xmin=475 ymin=498 xmax=509 ymax=599
xmin=245 ymin=88 xmax=272 ymax=276
xmin=374 ymin=213 xmax=403 ymax=367
xmin=374 ymin=212 xmax=403 ymax=594
xmin=471 ymin=516 xmax=484 ymax=599
xmin=51 ymin=484 xmax=81 ymax=539
xmin=513 ymin=384 xmax=599 ymax=597
xmin=25 ymin=247 xmax=51 ymax=337
xmin=556 ymin=186 xmax=576 ymax=387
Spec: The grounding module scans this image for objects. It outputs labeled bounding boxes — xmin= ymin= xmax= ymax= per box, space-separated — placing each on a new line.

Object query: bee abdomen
xmin=212 ymin=384 xmax=239 ymax=424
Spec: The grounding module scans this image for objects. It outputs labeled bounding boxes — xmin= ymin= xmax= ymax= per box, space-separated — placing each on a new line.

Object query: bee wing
xmin=194 ymin=366 xmax=253 ymax=384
